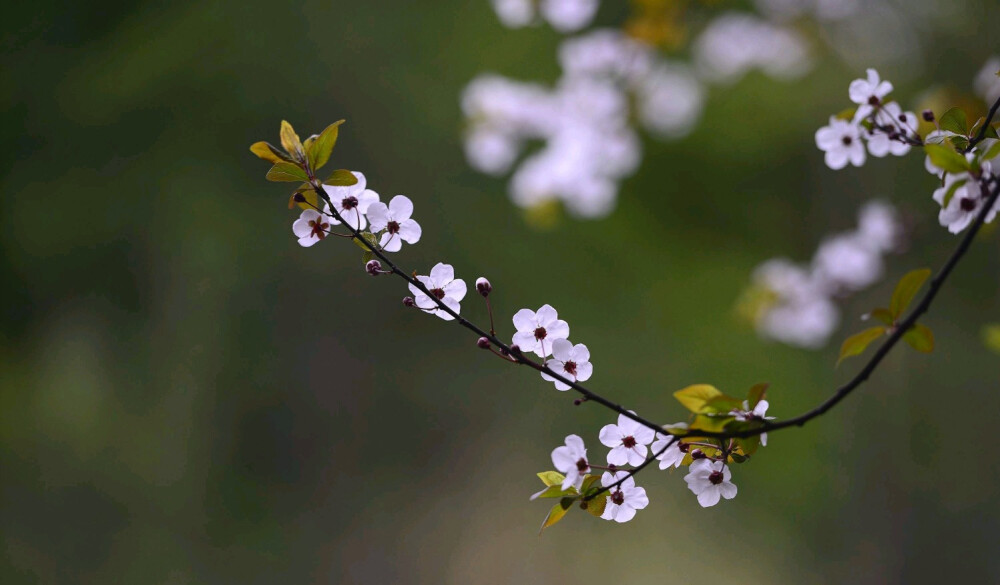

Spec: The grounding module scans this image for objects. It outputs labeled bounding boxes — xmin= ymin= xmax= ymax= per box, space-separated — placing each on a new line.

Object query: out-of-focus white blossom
xmin=933 ymin=173 xmax=999 ymax=235
xmin=868 ymin=102 xmax=917 ymax=157
xmin=974 ymin=56 xmax=1000 ymax=104
xmin=692 ymin=13 xmax=811 ymax=85
xmin=849 ymin=68 xmax=893 ymax=121
xmin=815 ymin=117 xmax=866 ymax=170
xmin=489 ymin=0 xmax=598 ymax=32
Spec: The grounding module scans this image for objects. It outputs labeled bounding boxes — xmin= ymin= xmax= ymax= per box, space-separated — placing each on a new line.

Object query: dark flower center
xmin=622 ymin=436 xmax=637 ymax=449
xmin=841 ymin=136 xmax=853 ymax=146
xmin=709 ymin=471 xmax=724 ymax=485
xmin=430 ymin=288 xmax=445 ymax=300
xmin=387 ymin=220 xmax=400 ymax=234
xmin=534 ymin=326 xmax=547 ymax=340
xmin=960 ymin=197 xmax=977 ymax=212
xmin=563 ymin=361 xmax=577 ymax=376
xmin=576 ymin=457 xmax=589 ymax=472
xmin=898 ymin=114 xmax=907 ymax=123
xmin=341 ymin=195 xmax=359 ymax=210
xmin=611 ymin=490 xmax=625 ymax=506
xmin=868 ymin=95 xmax=880 ymax=106
xmin=309 ymin=219 xmax=329 ymax=239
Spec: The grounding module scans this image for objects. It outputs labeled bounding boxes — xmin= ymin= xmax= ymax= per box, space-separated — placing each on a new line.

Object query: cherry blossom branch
xmin=304 ymin=175 xmax=669 ymax=438
xmin=969 ymin=95 xmax=1000 ymax=152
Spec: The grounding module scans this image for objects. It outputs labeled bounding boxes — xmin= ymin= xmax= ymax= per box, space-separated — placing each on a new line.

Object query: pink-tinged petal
xmin=616 ymin=413 xmax=639 ymax=436
xmin=874 ymin=80 xmax=893 ymax=98
xmin=439 ymin=296 xmax=461 ymax=318
xmin=408 ymin=282 xmax=423 ymax=297
xmin=429 ymin=263 xmax=454 ymax=286
xmin=535 ymin=304 xmax=559 ymax=325
xmin=598 ymin=424 xmax=621 ymax=447
xmin=550 ymin=338 xmax=573 ymax=361
xmin=565 ymin=434 xmax=586 ymax=455
xmin=540 ymin=370 xmax=556 ymax=383
xmin=297 ymin=236 xmax=319 ymax=247
xmin=560 ymin=470 xmax=578 ymax=492
xmin=357 ymin=189 xmax=380 ymax=213
xmin=512 ymin=308 xmax=537 ymax=332
xmin=600 ymin=502 xmax=617 ymax=521
xmin=719 ymin=482 xmax=738 ymax=500
xmin=388 ymin=195 xmax=414 ymax=220
xmin=632 ymin=425 xmax=655 ymax=445
xmin=626 ymin=487 xmax=649 ymax=510
xmin=545 ymin=319 xmax=570 ymax=341
xmin=612 ymin=505 xmax=637 ymax=523
xmin=443 ymin=278 xmax=467 ymax=302
xmin=570 ymin=343 xmax=590 ymax=364
xmin=380 ymin=233 xmax=402 ymax=252
xmin=397 ymin=219 xmax=421 ymax=244
xmin=414 ymin=294 xmax=436 ymax=310
xmin=848 ymin=79 xmax=869 ymax=104
xmin=825 ymin=149 xmax=849 ymax=170
xmin=760 ymin=432 xmax=768 ymax=447
xmin=867 ymin=135 xmax=890 ymax=158
xmin=815 ymin=124 xmax=842 ymax=149
xmin=848 ymin=144 xmax=866 ymax=167
xmin=554 ymin=379 xmax=571 ymax=391
xmin=697 ymin=487 xmax=722 ymax=507
xmin=293 ymin=218 xmax=314 ymax=238
xmin=627 ymin=445 xmax=648 ymax=467
xmin=574 ymin=362 xmax=593 ymax=382
xmin=512 ymin=331 xmax=537 ymax=351
xmin=366 ymin=202 xmax=390 ymax=231
xmin=606 ymin=446 xmax=629 ymax=466
xmin=551 ymin=446 xmax=577 ymax=471
xmin=602 ymin=471 xmax=625 ymax=487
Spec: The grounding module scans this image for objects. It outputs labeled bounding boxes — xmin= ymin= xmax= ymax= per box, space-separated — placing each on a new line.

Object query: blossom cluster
xmin=743 ymin=200 xmax=903 ymax=348
xmin=490 ymin=0 xmax=598 ymax=32
xmin=464 ymin=14 xmax=810 ymax=218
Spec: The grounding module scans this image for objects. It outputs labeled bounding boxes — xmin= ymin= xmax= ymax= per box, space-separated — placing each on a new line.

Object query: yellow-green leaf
xmin=673 ymin=384 xmax=722 ymax=414
xmin=983 ymin=324 xmax=1000 ymax=354
xmin=867 ymin=308 xmax=895 ymax=326
xmin=249 ymin=141 xmax=290 ymax=164
xmin=266 ymin=162 xmax=308 ymax=182
xmin=306 ymin=120 xmax=344 ymax=172
xmin=903 ymin=323 xmax=934 ymax=353
xmin=838 ymin=327 xmax=888 ymax=366
xmin=539 ymin=498 xmax=574 ymax=533
xmin=924 ymin=144 xmax=971 ymax=173
xmin=939 ymin=107 xmax=968 ymax=136
xmin=690 ymin=414 xmax=731 ymax=432
xmin=279 ymin=120 xmax=305 ymax=162
xmin=582 ymin=494 xmax=606 ymax=518
xmin=529 ymin=486 xmax=567 ymax=500
xmin=324 ymin=169 xmax=358 ymax=186
xmin=288 ymin=183 xmax=320 ymax=210
xmin=890 ymin=268 xmax=931 ymax=319
xmin=746 ymin=382 xmax=768 ymax=409
xmin=536 ymin=471 xmax=565 ymax=488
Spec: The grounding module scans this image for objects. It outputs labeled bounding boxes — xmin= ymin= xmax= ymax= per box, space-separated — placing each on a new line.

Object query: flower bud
xmin=922 ymin=109 xmax=935 ymax=122
xmin=366 ymin=260 xmax=382 ymax=276
xmin=678 ymin=443 xmax=690 ymax=453
xmin=293 ymin=192 xmax=307 ymax=203
xmin=690 ymin=449 xmax=706 ymax=460
xmin=402 ymin=296 xmax=416 ymax=307
xmin=509 ymin=344 xmax=520 ymax=354
xmin=475 ymin=277 xmax=492 ymax=297
xmin=477 ymin=337 xmax=490 ymax=349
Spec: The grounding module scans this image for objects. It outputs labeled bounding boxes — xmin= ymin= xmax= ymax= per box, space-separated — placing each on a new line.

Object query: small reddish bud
xmin=691 ymin=449 xmax=706 ymax=460
xmin=477 ymin=337 xmax=490 ymax=349
xmin=402 ymin=296 xmax=416 ymax=307
xmin=573 ymin=399 xmax=582 ymax=406
xmin=293 ymin=192 xmax=306 ymax=203
xmin=509 ymin=344 xmax=521 ymax=353
xmin=366 ymin=260 xmax=382 ymax=276
xmin=475 ymin=277 xmax=492 ymax=297
xmin=922 ymin=109 xmax=935 ymax=122
xmin=678 ymin=443 xmax=691 ymax=453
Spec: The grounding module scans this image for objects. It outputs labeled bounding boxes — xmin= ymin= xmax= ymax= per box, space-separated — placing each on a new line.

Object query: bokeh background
xmin=3 ymin=1 xmax=1000 ymax=583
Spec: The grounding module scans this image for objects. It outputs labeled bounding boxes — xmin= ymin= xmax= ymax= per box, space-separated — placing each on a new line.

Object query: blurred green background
xmin=2 ymin=1 xmax=999 ymax=583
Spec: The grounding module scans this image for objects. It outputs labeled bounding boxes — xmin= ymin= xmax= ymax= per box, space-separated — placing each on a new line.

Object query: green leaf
xmin=924 ymin=144 xmax=971 ymax=173
xmin=539 ymin=498 xmax=574 ymax=533
xmin=890 ymin=268 xmax=931 ymax=319
xmin=352 ymin=231 xmax=378 ymax=253
xmin=838 ymin=327 xmax=888 ymax=366
xmin=979 ymin=140 xmax=1000 ymax=162
xmin=746 ymin=382 xmax=768 ymax=409
xmin=982 ymin=324 xmax=1000 ymax=354
xmin=266 ymin=162 xmax=308 ymax=182
xmin=530 ymin=486 xmax=568 ymax=500
xmin=673 ymin=384 xmax=722 ymax=414
xmin=306 ymin=120 xmax=344 ymax=172
xmin=250 ymin=141 xmax=291 ymax=164
xmin=361 ymin=250 xmax=374 ymax=265
xmin=703 ymin=395 xmax=744 ymax=414
xmin=835 ymin=108 xmax=857 ymax=121
xmin=867 ymin=308 xmax=895 ymax=326
xmin=903 ymin=323 xmax=935 ymax=353
xmin=536 ymin=471 xmax=566 ymax=488
xmin=288 ymin=183 xmax=320 ymax=210
xmin=581 ymin=494 xmax=607 ymax=518
xmin=279 ymin=120 xmax=305 ymax=161
xmin=690 ymin=414 xmax=733 ymax=433
xmin=939 ymin=107 xmax=968 ymax=135
xmin=941 ymin=178 xmax=969 ymax=209
xmin=324 ymin=169 xmax=359 ymax=187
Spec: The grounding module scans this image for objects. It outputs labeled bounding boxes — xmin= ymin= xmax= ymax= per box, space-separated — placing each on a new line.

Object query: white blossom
xmin=813 ymin=233 xmax=884 ymax=291
xmin=693 ymin=14 xmax=811 ymax=85
xmin=601 ymin=476 xmax=649 ymax=523
xmin=730 ymin=400 xmax=775 ymax=446
xmin=933 ymin=174 xmax=999 ymax=234
xmin=857 ymin=200 xmax=901 ymax=253
xmin=651 ymin=433 xmax=685 ymax=470
xmin=511 ymin=304 xmax=570 ymax=357
xmin=408 ymin=263 xmax=468 ymax=321
xmin=489 ymin=0 xmax=598 ymax=32
xmin=291 ymin=209 xmax=331 ymax=248
xmin=322 ymin=171 xmax=379 ymax=231
xmin=815 ymin=117 xmax=866 ymax=170
xmin=540 ymin=339 xmax=592 ymax=390
xmin=849 ymin=68 xmax=894 ymax=121
xmin=974 ymin=56 xmax=1000 ymax=104
xmin=551 ymin=434 xmax=590 ymax=491
xmin=599 ymin=412 xmax=655 ymax=466
xmin=684 ymin=459 xmax=737 ymax=507
xmin=867 ymin=102 xmax=916 ymax=157
xmin=366 ymin=195 xmax=422 ymax=252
